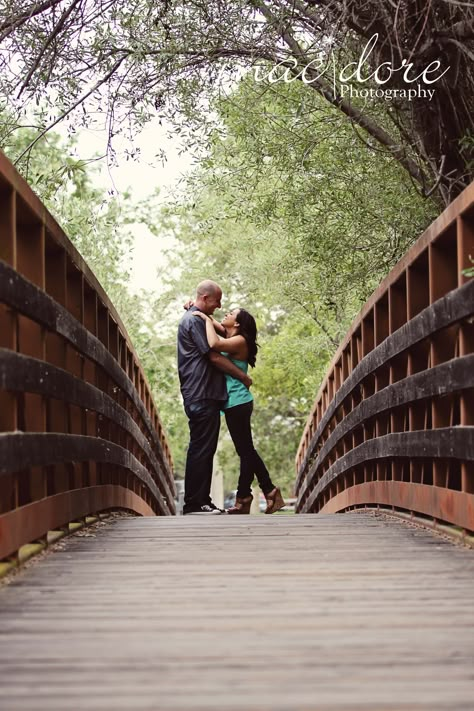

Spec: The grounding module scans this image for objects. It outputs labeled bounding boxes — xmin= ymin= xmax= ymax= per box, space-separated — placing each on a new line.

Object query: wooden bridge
xmin=1 ymin=513 xmax=474 ymax=711
xmin=1 ymin=151 xmax=474 ymax=709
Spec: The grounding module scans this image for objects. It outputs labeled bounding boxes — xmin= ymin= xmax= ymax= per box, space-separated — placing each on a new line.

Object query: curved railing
xmin=295 ymin=181 xmax=474 ymax=531
xmin=0 ymin=151 xmax=175 ymax=561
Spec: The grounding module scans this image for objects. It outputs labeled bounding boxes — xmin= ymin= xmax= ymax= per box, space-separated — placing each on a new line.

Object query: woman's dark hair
xmin=236 ymin=308 xmax=259 ymax=367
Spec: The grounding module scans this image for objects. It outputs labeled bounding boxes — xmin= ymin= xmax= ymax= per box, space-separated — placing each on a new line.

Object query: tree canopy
xmin=3 ymin=74 xmax=437 ymax=493
xmin=150 ymin=74 xmax=437 ymax=491
xmin=1 ymin=0 xmax=473 ymax=203
xmin=0 ymin=3 xmax=456 ymax=493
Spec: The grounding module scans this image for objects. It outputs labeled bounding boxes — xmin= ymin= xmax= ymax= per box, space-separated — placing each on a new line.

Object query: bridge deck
xmin=0 ymin=512 xmax=473 ymax=710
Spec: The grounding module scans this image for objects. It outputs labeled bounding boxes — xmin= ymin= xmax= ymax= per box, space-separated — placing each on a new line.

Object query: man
xmin=178 ymin=280 xmax=252 ymax=515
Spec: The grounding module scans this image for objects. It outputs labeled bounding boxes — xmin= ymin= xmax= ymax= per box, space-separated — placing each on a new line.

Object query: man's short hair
xmin=196 ymin=280 xmax=221 ymax=297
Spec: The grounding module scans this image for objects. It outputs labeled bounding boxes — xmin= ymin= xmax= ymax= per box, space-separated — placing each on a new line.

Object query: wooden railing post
xmin=0 ymin=150 xmax=175 ymax=562
xmin=295 ymin=182 xmax=474 ymax=531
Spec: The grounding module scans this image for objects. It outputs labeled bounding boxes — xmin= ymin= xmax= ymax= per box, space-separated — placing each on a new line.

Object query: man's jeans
xmin=183 ymin=399 xmax=221 ymax=512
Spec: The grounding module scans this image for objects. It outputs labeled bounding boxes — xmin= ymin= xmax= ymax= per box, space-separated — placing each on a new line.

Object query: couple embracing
xmin=177 ymin=280 xmax=285 ymax=516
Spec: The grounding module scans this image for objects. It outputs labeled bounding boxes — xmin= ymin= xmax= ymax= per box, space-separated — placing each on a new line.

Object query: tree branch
xmin=250 ymin=0 xmax=429 ymax=190
xmin=0 ymin=0 xmax=66 ymax=42
xmin=17 ymin=0 xmax=83 ymax=97
xmin=14 ymin=54 xmax=128 ymax=164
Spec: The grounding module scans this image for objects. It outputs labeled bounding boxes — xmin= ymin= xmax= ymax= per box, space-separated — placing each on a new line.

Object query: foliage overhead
xmin=159 ymin=76 xmax=438 ymax=335
xmin=1 ymin=0 xmax=473 ymax=203
xmin=152 ymin=74 xmax=438 ymax=491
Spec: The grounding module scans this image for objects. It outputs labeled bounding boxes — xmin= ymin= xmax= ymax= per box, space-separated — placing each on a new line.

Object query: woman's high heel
xmin=226 ymin=495 xmax=253 ymax=515
xmin=264 ymin=487 xmax=285 ymax=514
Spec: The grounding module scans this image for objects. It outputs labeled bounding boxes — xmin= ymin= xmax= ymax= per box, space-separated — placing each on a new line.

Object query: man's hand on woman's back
xmin=242 ymin=373 xmax=252 ymax=389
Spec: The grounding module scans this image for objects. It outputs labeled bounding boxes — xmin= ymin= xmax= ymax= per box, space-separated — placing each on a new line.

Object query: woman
xmin=193 ymin=307 xmax=285 ymax=515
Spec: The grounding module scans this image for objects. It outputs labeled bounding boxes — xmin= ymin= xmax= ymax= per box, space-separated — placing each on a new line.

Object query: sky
xmin=72 ymin=118 xmax=194 ymax=294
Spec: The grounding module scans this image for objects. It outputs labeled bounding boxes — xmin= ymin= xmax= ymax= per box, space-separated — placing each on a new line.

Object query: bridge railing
xmin=295 ymin=182 xmax=474 ymax=531
xmin=0 ymin=152 xmax=175 ymax=561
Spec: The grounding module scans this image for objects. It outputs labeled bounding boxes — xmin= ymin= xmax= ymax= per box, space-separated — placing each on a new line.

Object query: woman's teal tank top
xmin=221 ymin=355 xmax=253 ymax=410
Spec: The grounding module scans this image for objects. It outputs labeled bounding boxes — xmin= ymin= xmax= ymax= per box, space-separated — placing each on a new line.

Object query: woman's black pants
xmin=224 ymin=400 xmax=274 ymax=498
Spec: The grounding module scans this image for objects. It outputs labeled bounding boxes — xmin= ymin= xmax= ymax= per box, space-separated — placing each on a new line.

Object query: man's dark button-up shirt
xmin=177 ymin=306 xmax=227 ymax=406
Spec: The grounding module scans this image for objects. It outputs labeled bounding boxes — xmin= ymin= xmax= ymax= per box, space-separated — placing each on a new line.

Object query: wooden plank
xmin=0 ymin=260 xmax=174 ymax=490
xmin=0 ymin=349 xmax=173 ymax=505
xmin=295 ymin=279 xmax=474 ymax=494
xmin=0 ymin=486 xmax=156 ymax=558
xmin=301 ymin=427 xmax=474 ymax=518
xmin=302 ymin=355 xmax=474 ymax=493
xmin=296 ymin=181 xmax=474 ymax=462
xmin=0 ymin=513 xmax=473 ymax=710
xmin=0 ymin=150 xmax=150 ymax=392
xmin=0 ymin=432 xmax=169 ymax=517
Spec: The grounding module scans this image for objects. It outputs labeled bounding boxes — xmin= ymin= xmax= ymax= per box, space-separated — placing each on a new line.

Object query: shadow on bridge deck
xmin=0 ymin=512 xmax=473 ymax=711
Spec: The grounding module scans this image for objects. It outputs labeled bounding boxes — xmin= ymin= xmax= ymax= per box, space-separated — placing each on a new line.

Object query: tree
xmin=160 ymin=74 xmax=437 ymax=337
xmin=0 ymin=1 xmax=473 ymax=203
xmin=151 ymin=73 xmax=437 ymax=492
xmin=2 ymin=123 xmax=134 ymax=305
